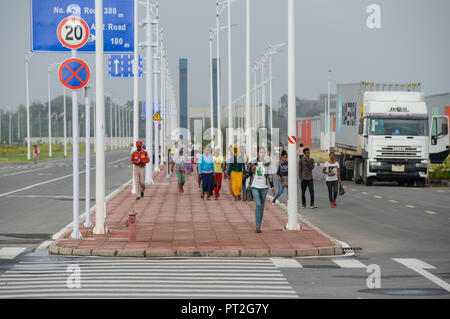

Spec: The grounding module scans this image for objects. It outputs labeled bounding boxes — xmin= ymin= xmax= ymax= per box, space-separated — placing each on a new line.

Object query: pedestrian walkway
xmin=0 ymin=258 xmax=298 ymax=299
xmin=50 ymin=167 xmax=342 ymax=257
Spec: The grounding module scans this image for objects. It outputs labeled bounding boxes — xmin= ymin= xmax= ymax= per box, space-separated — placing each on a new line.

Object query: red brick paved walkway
xmin=51 ymin=168 xmax=342 ymax=257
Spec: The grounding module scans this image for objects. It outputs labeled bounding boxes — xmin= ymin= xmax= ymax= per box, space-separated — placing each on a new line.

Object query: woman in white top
xmin=322 ymin=151 xmax=341 ymax=207
xmin=248 ymin=147 xmax=275 ymax=233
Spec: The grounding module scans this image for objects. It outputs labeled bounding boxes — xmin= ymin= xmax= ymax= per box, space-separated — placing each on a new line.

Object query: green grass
xmin=0 ymin=144 xmax=114 ymax=164
xmin=429 ymin=155 xmax=450 ymax=180
xmin=310 ymin=150 xmax=329 ymax=164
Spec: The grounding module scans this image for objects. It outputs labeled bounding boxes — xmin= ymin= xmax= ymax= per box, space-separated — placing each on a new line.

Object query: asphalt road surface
xmin=0 ymin=157 xmax=449 ymax=299
xmin=271 ymin=164 xmax=450 ymax=298
xmin=0 ymin=150 xmax=132 ymax=249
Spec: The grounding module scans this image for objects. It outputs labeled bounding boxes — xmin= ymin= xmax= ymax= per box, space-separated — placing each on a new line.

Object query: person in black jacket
xmin=247 ymin=147 xmax=275 ymax=233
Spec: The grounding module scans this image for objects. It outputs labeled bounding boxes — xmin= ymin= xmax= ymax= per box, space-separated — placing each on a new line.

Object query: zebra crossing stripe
xmin=331 ymin=259 xmax=367 ymax=268
xmin=270 ymin=258 xmax=303 ymax=268
xmin=0 ymin=247 xmax=26 ymax=260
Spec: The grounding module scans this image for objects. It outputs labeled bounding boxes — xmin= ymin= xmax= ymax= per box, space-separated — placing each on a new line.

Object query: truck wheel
xmin=416 ymin=178 xmax=426 ymax=187
xmin=406 ymin=181 xmax=414 ymax=187
xmin=362 ymin=160 xmax=371 ymax=185
xmin=340 ymin=158 xmax=347 ymax=180
xmin=354 ymin=159 xmax=362 ymax=184
xmin=397 ymin=181 xmax=405 ymax=186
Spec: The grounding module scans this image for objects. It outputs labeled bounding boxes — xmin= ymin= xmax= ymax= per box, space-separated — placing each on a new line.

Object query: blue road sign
xmin=108 ymin=54 xmax=143 ymax=78
xmin=31 ymin=0 xmax=134 ymax=53
xmin=142 ymin=102 xmax=161 ymax=118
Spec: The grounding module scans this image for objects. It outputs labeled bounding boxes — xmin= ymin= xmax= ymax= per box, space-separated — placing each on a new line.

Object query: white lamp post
xmin=154 ymin=3 xmax=160 ymax=172
xmin=286 ymin=0 xmax=300 ymax=231
xmin=245 ymin=0 xmax=251 ymax=157
xmin=47 ymin=62 xmax=59 ymax=158
xmin=93 ymin=0 xmax=106 ymax=235
xmin=25 ymin=51 xmax=34 ymax=160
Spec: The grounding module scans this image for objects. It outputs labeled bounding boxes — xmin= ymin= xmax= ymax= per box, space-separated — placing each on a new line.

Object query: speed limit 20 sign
xmin=57 ymin=16 xmax=90 ymax=50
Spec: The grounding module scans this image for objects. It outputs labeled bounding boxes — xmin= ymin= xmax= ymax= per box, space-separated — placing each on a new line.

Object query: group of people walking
xmin=271 ymin=146 xmax=342 ymax=208
xmin=131 ymin=139 xmax=343 ymax=233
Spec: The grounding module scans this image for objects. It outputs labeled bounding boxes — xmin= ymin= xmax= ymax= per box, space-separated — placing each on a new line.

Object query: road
xmin=0 ymin=150 xmax=132 ymax=250
xmin=272 ymin=164 xmax=450 ymax=298
xmin=0 ymin=158 xmax=449 ymax=299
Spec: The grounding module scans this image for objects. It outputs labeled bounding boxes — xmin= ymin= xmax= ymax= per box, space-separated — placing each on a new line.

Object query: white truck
xmin=334 ymin=82 xmax=449 ymax=186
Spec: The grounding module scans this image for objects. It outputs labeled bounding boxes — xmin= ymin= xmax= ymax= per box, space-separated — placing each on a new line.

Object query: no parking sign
xmin=58 ymin=58 xmax=91 ymax=90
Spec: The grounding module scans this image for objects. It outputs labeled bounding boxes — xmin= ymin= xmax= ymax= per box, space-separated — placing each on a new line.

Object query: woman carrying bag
xmin=248 ymin=147 xmax=275 ymax=233
xmin=323 ymin=151 xmax=342 ymax=207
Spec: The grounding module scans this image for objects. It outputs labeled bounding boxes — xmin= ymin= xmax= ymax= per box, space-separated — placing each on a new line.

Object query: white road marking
xmin=393 ymin=258 xmax=450 ymax=292
xmin=2 ymin=167 xmax=47 ymax=177
xmin=270 ymin=258 xmax=303 ymax=268
xmin=6 ymin=195 xmax=73 ymax=199
xmin=0 ymin=157 xmax=129 ymax=198
xmin=0 ymin=247 xmax=26 ymax=260
xmin=332 ymin=258 xmax=367 ymax=268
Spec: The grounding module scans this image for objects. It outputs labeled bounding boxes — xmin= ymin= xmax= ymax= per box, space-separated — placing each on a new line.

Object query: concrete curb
xmin=49 ymin=244 xmax=341 ymax=258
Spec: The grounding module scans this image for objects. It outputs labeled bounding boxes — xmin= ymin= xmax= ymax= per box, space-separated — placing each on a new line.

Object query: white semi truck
xmin=334 ymin=82 xmax=449 ymax=186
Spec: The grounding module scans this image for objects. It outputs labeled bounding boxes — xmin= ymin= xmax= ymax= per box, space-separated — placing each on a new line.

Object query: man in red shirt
xmin=33 ymin=144 xmax=39 ymax=164
xmin=131 ymin=140 xmax=150 ymax=200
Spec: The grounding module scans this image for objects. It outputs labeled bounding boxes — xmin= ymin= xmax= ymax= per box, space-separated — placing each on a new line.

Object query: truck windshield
xmin=370 ymin=118 xmax=429 ymax=136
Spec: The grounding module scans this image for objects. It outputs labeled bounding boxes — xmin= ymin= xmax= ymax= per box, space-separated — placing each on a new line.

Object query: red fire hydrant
xmin=124 ymin=210 xmax=137 ymax=242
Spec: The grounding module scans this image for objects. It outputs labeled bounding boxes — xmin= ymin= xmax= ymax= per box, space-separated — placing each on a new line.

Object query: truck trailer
xmin=334 ymin=82 xmax=449 ymax=186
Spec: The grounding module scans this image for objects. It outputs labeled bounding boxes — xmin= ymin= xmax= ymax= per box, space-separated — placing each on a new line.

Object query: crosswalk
xmin=0 ymin=258 xmax=299 ymax=299
xmin=1 ymin=256 xmax=448 ymax=298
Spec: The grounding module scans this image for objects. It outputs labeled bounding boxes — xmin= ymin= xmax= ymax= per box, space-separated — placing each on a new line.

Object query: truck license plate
xmin=392 ymin=164 xmax=405 ymax=172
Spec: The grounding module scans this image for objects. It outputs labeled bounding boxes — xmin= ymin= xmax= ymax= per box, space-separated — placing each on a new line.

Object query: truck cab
xmin=359 ymin=92 xmax=449 ymax=186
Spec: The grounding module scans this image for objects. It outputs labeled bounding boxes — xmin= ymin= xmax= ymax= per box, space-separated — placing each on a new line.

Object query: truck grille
xmin=375 ymin=145 xmax=421 ymax=158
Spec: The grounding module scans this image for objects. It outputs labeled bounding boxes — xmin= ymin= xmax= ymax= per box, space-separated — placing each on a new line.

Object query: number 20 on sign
xmin=57 ymin=16 xmax=90 ymax=50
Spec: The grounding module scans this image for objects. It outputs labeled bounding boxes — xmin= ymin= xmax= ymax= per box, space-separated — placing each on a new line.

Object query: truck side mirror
xmin=431 ymin=136 xmax=437 ymax=145
xmin=358 ymin=118 xmax=364 ymax=135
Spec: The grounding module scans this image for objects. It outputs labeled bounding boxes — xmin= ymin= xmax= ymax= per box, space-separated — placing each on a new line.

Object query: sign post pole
xmin=84 ymin=86 xmax=92 ymax=228
xmin=63 ymin=88 xmax=67 ymax=156
xmin=70 ymin=48 xmax=82 ymax=238
xmin=56 ymin=14 xmax=91 ymax=238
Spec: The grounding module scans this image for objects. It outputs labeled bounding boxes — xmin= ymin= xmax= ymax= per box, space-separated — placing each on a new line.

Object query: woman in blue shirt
xmin=198 ymin=146 xmax=215 ymax=200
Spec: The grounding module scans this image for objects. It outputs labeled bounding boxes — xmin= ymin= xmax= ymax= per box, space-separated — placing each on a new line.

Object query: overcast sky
xmin=0 ymin=0 xmax=449 ymax=112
